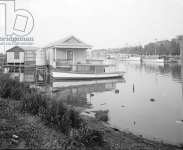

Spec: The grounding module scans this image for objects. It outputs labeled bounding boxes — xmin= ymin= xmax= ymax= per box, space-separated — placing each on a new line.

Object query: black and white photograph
xmin=0 ymin=0 xmax=183 ymax=149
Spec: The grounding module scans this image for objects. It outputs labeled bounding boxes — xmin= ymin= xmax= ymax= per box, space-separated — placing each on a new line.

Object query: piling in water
xmin=133 ymin=83 xmax=135 ymax=93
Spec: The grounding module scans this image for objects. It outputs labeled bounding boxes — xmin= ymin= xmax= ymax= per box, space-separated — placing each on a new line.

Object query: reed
xmin=0 ymin=74 xmax=105 ymax=147
xmin=0 ymin=74 xmax=27 ymax=100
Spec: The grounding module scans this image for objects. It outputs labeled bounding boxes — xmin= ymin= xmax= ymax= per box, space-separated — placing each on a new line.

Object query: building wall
xmin=24 ymin=50 xmax=36 ymax=65
xmin=180 ymin=41 xmax=183 ymax=64
xmin=56 ymin=49 xmax=66 ymax=60
xmin=73 ymin=49 xmax=87 ymax=64
xmin=7 ymin=52 xmax=24 ymax=63
xmin=45 ymin=48 xmax=55 ymax=67
xmin=46 ymin=48 xmax=87 ymax=68
xmin=56 ymin=48 xmax=87 ymax=64
xmin=36 ymin=49 xmax=46 ymax=66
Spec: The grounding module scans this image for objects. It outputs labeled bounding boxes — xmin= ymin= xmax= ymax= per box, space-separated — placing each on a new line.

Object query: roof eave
xmin=44 ymin=45 xmax=92 ymax=49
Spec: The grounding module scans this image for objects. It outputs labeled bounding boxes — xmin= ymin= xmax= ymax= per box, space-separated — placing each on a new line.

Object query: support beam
xmin=54 ymin=48 xmax=56 ymax=68
xmin=54 ymin=48 xmax=56 ymax=62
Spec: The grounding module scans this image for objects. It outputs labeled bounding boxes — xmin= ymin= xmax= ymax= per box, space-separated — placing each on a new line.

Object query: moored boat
xmin=142 ymin=58 xmax=164 ymax=63
xmin=51 ymin=71 xmax=124 ymax=80
xmin=44 ymin=36 xmax=125 ymax=81
xmin=126 ymin=56 xmax=141 ymax=61
xmin=142 ymin=56 xmax=165 ymax=63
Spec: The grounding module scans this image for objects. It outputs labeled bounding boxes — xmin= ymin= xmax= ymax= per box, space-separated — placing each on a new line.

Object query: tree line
xmin=112 ymin=39 xmax=180 ymax=56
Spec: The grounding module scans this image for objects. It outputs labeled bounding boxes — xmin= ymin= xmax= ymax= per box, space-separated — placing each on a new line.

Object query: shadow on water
xmin=51 ymin=78 xmax=125 ymax=108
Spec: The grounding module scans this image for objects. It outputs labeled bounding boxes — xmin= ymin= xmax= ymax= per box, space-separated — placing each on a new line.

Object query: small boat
xmin=126 ymin=56 xmax=141 ymax=61
xmin=142 ymin=58 xmax=164 ymax=63
xmin=51 ymin=71 xmax=124 ymax=80
xmin=142 ymin=56 xmax=165 ymax=63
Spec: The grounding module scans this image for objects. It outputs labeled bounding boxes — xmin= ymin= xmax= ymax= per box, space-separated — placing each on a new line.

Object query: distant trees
xmin=118 ymin=39 xmax=180 ymax=56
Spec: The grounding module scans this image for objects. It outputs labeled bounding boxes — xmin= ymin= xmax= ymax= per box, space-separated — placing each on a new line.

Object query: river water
xmin=51 ymin=62 xmax=183 ymax=146
xmin=9 ymin=61 xmax=183 ymax=145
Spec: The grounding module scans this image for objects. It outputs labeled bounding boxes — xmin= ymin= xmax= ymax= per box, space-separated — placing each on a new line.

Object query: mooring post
xmin=133 ymin=83 xmax=135 ymax=93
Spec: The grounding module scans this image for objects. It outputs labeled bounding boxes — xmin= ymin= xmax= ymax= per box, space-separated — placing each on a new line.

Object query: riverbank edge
xmin=0 ymin=98 xmax=181 ymax=150
xmin=71 ymin=105 xmax=183 ymax=150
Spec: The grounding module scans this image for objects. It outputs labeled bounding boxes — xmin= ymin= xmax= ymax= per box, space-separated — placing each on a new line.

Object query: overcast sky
xmin=1 ymin=0 xmax=183 ymax=50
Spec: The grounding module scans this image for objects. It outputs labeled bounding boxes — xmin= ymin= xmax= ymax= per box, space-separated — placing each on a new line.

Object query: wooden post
xmin=54 ymin=48 xmax=57 ymax=68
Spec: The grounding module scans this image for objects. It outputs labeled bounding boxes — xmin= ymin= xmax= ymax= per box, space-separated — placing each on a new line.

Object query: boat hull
xmin=51 ymin=72 xmax=124 ymax=80
xmin=142 ymin=58 xmax=164 ymax=63
xmin=126 ymin=57 xmax=141 ymax=61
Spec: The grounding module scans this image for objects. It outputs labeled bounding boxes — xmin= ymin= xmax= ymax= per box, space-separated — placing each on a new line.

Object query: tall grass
xmin=0 ymin=74 xmax=105 ymax=147
xmin=0 ymin=74 xmax=27 ymax=100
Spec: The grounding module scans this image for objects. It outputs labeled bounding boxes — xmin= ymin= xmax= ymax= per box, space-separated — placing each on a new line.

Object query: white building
xmin=6 ymin=46 xmax=38 ymax=65
xmin=44 ymin=35 xmax=92 ymax=70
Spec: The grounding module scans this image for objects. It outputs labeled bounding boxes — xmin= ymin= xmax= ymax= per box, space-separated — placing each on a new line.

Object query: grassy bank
xmin=0 ymin=74 xmax=182 ymax=150
xmin=0 ymin=75 xmax=108 ymax=149
xmin=0 ymin=99 xmax=67 ymax=149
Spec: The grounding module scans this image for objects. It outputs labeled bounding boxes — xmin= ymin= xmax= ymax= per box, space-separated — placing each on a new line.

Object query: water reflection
xmin=118 ymin=62 xmax=182 ymax=82
xmin=51 ymin=79 xmax=124 ymax=108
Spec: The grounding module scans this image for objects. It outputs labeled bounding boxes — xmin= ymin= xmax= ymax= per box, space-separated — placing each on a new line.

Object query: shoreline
xmin=0 ymin=73 xmax=182 ymax=150
xmin=71 ymin=105 xmax=183 ymax=150
xmin=81 ymin=114 xmax=182 ymax=150
xmin=0 ymin=98 xmax=182 ymax=150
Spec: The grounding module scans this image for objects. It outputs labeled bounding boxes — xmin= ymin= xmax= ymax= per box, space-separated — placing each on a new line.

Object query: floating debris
xmin=176 ymin=120 xmax=183 ymax=124
xmin=11 ymin=134 xmax=19 ymax=144
xmin=121 ymin=105 xmax=125 ymax=108
xmin=100 ymin=103 xmax=107 ymax=106
xmin=112 ymin=127 xmax=120 ymax=132
xmin=11 ymin=138 xmax=19 ymax=144
xmin=150 ymin=98 xmax=155 ymax=102
xmin=115 ymin=89 xmax=119 ymax=94
xmin=90 ymin=93 xmax=94 ymax=97
xmin=12 ymin=134 xmax=19 ymax=139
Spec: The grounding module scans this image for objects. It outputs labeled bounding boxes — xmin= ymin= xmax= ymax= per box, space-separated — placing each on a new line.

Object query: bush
xmin=95 ymin=110 xmax=109 ymax=122
xmin=21 ymin=92 xmax=48 ymax=115
xmin=42 ymin=100 xmax=67 ymax=125
xmin=79 ymin=129 xmax=105 ymax=146
xmin=0 ymin=74 xmax=105 ymax=147
xmin=37 ymin=99 xmax=83 ymax=135
xmin=0 ymin=74 xmax=26 ymax=100
xmin=60 ymin=109 xmax=83 ymax=135
xmin=75 ymin=123 xmax=105 ymax=147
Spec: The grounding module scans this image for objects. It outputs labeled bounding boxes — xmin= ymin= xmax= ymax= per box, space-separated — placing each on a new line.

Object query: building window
xmin=67 ymin=50 xmax=73 ymax=61
xmin=14 ymin=52 xmax=19 ymax=59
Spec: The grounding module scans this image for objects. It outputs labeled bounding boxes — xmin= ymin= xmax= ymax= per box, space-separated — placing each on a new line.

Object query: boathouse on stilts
xmin=4 ymin=46 xmax=38 ymax=82
xmin=4 ymin=46 xmax=49 ymax=84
